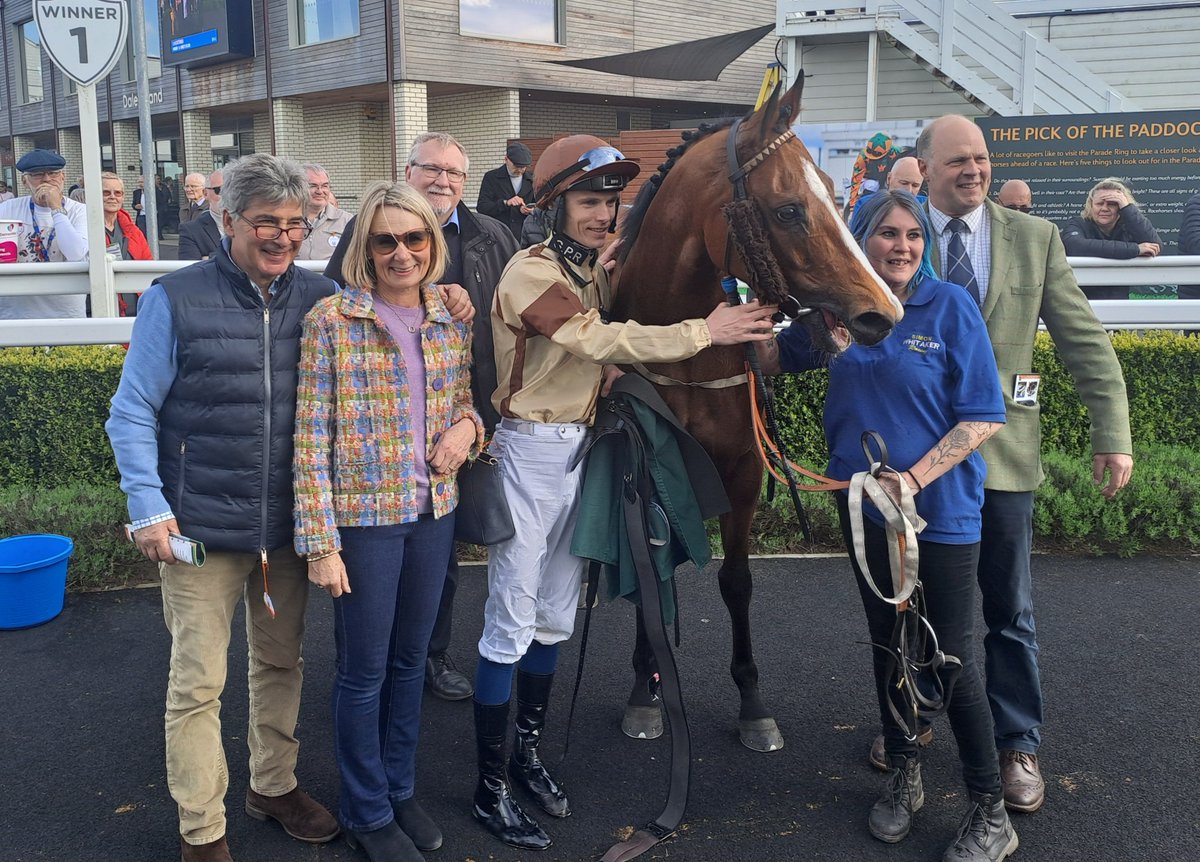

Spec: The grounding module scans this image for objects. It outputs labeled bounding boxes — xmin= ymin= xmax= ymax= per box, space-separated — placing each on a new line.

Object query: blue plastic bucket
xmin=0 ymin=534 xmax=74 ymax=630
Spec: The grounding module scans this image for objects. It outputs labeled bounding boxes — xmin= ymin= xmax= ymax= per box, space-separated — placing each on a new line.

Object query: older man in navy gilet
xmin=106 ymin=154 xmax=340 ymax=862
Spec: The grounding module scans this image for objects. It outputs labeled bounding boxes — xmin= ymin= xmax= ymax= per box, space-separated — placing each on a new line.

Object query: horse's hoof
xmin=621 ymin=705 xmax=664 ymax=740
xmin=739 ymin=718 xmax=784 ymax=752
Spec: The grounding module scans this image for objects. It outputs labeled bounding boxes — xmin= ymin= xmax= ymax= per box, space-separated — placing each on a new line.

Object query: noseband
xmin=721 ymin=117 xmax=806 ymax=319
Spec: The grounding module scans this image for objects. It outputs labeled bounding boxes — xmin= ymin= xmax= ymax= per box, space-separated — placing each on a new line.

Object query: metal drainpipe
xmin=1 ymin=0 xmax=16 ymax=185
xmin=175 ymin=67 xmax=186 ymax=174
xmin=385 ymin=0 xmax=397 ymax=179
xmin=261 ymin=0 xmax=275 ymax=154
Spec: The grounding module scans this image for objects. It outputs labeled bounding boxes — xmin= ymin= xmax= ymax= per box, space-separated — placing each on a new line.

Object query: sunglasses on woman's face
xmin=368 ymin=229 xmax=432 ymax=254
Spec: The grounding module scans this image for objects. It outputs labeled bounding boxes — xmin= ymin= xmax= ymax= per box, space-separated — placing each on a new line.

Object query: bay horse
xmin=610 ymin=81 xmax=903 ymax=752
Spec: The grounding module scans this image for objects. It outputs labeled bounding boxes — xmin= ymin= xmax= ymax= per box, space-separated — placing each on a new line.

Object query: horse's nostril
xmin=851 ymin=312 xmax=895 ymax=346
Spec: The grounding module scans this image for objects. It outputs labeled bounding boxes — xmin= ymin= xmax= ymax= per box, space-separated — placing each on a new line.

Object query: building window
xmin=460 ymin=0 xmax=562 ymax=44
xmin=17 ymin=21 xmax=44 ymax=104
xmin=295 ymin=0 xmax=359 ymax=45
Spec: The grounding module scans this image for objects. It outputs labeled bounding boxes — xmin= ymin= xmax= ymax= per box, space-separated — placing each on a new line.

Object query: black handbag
xmin=453 ymin=449 xmax=516 ymax=545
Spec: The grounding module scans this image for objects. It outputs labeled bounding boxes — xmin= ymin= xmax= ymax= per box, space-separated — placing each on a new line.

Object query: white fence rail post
xmin=0 ymin=258 xmax=1198 ymax=346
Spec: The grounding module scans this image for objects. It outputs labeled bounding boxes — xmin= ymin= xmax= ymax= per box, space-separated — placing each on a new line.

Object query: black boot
xmin=868 ymin=757 xmax=924 ymax=843
xmin=473 ymin=699 xmax=552 ymax=851
xmin=510 ymin=670 xmax=571 ymax=818
xmin=942 ymin=791 xmax=1019 ymax=862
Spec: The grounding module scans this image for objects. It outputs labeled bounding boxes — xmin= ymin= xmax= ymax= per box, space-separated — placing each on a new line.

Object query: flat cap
xmin=17 ymin=149 xmax=67 ymax=173
xmin=506 ymin=142 xmax=533 ymax=166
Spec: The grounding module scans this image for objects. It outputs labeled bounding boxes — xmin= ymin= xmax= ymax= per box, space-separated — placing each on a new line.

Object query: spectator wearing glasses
xmin=1062 ymin=178 xmax=1161 ymax=299
xmin=106 ymin=153 xmax=340 ymax=862
xmin=996 ymin=180 xmax=1032 ymax=214
xmin=0 ymin=148 xmax=89 ymax=319
xmin=327 ymin=132 xmax=519 ymax=704
xmin=178 ymin=170 xmax=224 ymax=260
xmin=294 ymin=180 xmax=483 ymax=861
xmin=179 ymin=172 xmax=209 ymax=225
xmin=297 ymin=163 xmax=353 ymax=261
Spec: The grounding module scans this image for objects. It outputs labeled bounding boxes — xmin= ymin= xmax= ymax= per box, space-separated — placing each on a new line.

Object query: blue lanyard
xmin=27 ymin=199 xmax=57 ymax=262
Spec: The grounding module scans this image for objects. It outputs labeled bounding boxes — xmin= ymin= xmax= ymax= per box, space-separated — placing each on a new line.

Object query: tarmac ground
xmin=1 ymin=554 xmax=1197 ymax=862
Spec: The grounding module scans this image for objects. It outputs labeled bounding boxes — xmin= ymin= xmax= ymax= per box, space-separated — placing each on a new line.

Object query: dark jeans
xmin=978 ymin=490 xmax=1041 ymax=753
xmin=332 ymin=515 xmax=455 ymax=831
xmin=838 ymin=497 xmax=1000 ymax=795
xmin=427 ymin=553 xmax=458 ymax=657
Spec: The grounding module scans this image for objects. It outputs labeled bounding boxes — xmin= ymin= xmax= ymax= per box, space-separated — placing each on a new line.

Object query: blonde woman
xmin=294 ymin=181 xmax=483 ymax=861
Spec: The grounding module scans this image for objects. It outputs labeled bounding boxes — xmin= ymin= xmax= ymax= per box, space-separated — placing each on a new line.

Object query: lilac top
xmin=372 ymin=291 xmax=432 ymax=514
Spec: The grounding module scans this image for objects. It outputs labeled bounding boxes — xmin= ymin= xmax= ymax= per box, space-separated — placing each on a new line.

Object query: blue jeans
xmin=332 ymin=515 xmax=454 ymax=831
xmin=838 ymin=498 xmax=1000 ymax=795
xmin=978 ymin=490 xmax=1042 ymax=754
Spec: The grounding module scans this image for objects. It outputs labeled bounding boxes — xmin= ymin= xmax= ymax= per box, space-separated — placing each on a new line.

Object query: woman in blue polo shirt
xmin=759 ymin=190 xmax=1015 ymax=862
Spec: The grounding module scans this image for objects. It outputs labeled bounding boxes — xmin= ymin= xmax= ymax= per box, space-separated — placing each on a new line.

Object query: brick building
xmin=0 ymin=0 xmax=776 ymax=212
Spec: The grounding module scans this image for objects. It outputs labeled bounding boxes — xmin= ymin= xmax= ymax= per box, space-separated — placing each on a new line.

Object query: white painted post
xmin=865 ymin=31 xmax=879 ymax=123
xmin=79 ymin=84 xmax=116 ymax=317
xmin=1021 ymin=31 xmax=1037 ymax=115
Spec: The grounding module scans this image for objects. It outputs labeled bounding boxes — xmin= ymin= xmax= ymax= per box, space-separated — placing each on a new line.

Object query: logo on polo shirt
xmin=903 ymin=333 xmax=942 ymax=354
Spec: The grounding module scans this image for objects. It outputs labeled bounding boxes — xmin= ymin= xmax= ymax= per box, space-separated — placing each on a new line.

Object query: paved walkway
xmin=1 ymin=554 xmax=1196 ymax=861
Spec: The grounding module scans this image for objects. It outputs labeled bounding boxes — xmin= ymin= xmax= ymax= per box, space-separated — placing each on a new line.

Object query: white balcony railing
xmin=0 ymin=257 xmax=1197 ymax=349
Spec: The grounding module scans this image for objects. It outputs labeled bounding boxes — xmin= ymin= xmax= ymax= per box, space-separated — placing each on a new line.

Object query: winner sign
xmin=35 ymin=0 xmax=128 ymax=87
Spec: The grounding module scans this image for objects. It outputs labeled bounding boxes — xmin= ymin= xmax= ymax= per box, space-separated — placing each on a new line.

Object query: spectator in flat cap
xmin=477 ymin=141 xmax=535 ymax=240
xmin=0 ymin=148 xmax=89 ymax=320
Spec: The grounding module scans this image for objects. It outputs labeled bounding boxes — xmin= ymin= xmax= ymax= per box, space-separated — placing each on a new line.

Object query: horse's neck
xmin=615 ymin=243 xmax=721 ymax=325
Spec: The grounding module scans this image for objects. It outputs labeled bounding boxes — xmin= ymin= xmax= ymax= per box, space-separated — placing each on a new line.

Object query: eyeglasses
xmin=412 ymin=163 xmax=467 ymax=183
xmin=308 ymin=182 xmax=331 ymax=191
xmin=1003 ymin=203 xmax=1031 ymax=213
xmin=206 ymin=185 xmax=222 ymax=193
xmin=101 ymin=189 xmax=125 ymax=198
xmin=234 ymin=215 xmax=312 ymax=241
xmin=24 ymin=170 xmax=64 ymax=181
xmin=368 ymin=229 xmax=433 ymax=254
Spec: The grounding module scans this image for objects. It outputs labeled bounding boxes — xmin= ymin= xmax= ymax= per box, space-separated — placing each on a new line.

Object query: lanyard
xmin=27 ymin=199 xmax=57 ymax=262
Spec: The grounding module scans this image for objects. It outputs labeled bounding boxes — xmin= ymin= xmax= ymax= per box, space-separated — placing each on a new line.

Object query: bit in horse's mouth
xmin=802 ymin=306 xmax=852 ymax=355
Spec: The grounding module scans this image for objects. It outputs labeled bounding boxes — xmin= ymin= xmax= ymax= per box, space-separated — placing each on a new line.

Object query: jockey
xmin=472 ymin=135 xmax=778 ymax=851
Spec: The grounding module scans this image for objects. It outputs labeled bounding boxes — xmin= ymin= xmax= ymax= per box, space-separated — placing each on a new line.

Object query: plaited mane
xmin=617 ymin=118 xmax=737 ymax=265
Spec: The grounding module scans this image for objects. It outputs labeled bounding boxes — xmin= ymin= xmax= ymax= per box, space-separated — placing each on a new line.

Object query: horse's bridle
xmin=722 ymin=115 xmax=807 ymax=320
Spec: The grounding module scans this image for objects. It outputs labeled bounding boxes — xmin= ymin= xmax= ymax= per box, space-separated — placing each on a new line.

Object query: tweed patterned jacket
xmin=293 ymin=283 xmax=483 ymax=557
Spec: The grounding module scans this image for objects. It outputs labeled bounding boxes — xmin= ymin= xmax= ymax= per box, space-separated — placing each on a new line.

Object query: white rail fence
xmin=0 ymin=257 xmax=1198 ymax=348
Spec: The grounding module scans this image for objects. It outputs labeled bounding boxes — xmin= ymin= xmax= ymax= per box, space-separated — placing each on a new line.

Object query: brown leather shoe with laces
xmin=245 ymin=787 xmax=340 ymax=843
xmin=999 ymin=750 xmax=1045 ymax=813
xmin=180 ymin=836 xmax=233 ymax=862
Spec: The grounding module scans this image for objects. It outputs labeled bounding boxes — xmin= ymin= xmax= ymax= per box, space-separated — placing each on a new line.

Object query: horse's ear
xmin=772 ymin=78 xmax=803 ymax=135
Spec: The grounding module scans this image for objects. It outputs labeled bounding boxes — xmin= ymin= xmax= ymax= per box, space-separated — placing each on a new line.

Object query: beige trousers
xmin=159 ymin=546 xmax=309 ymax=844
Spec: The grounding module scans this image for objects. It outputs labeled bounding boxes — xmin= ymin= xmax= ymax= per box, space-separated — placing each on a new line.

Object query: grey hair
xmin=407 ymin=132 xmax=470 ymax=173
xmin=302 ymin=162 xmax=328 ymax=178
xmin=220 ymin=153 xmax=307 ymax=217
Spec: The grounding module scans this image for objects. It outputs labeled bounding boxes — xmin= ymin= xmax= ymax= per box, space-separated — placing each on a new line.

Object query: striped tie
xmin=946 ymin=218 xmax=981 ymax=306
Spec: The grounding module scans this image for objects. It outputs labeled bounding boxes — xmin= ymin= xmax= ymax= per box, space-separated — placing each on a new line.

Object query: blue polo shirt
xmin=777 ymin=276 xmax=1005 ymax=543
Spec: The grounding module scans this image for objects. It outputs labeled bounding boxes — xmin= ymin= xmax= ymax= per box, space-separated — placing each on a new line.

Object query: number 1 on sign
xmin=69 ymin=27 xmax=87 ymax=63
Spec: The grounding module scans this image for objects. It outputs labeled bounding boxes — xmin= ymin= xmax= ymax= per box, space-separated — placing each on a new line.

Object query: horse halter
xmin=721 ymin=116 xmax=807 ymax=320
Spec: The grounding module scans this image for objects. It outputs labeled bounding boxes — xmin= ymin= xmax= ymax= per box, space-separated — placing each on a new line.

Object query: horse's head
xmin=700 ymin=81 xmax=903 ymax=352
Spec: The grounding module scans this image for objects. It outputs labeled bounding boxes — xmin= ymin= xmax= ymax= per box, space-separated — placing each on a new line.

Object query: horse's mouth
xmin=803 ymin=307 xmax=852 ymax=355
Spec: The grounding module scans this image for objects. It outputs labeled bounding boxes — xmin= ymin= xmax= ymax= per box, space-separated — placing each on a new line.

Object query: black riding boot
xmin=942 ymin=792 xmax=1019 ymax=862
xmin=868 ymin=757 xmax=924 ymax=843
xmin=510 ymin=670 xmax=572 ymax=818
xmin=473 ymin=699 xmax=552 ymax=851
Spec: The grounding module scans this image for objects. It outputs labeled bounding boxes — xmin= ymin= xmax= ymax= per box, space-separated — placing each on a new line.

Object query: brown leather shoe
xmin=181 ymin=836 xmax=233 ymax=862
xmin=999 ymin=750 xmax=1045 ymax=813
xmin=869 ymin=725 xmax=935 ymax=771
xmin=245 ymin=787 xmax=340 ymax=843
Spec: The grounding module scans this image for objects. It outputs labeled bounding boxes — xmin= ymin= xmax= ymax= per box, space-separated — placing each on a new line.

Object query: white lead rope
xmin=847 ymin=466 xmax=927 ymax=605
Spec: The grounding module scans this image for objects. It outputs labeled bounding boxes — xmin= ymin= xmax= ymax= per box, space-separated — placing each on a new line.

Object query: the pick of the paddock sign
xmin=35 ymin=0 xmax=129 ymax=87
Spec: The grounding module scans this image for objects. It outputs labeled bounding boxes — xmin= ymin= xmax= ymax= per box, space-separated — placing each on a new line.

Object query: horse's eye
xmin=776 ymin=204 xmax=804 ymax=223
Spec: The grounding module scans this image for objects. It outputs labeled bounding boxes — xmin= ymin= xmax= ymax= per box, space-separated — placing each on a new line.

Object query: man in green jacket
xmin=887 ymin=114 xmax=1132 ymax=818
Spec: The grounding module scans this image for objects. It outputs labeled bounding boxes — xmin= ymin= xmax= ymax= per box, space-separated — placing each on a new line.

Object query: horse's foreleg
xmin=622 ymin=607 xmax=664 ymax=739
xmin=719 ymin=467 xmax=785 ymax=752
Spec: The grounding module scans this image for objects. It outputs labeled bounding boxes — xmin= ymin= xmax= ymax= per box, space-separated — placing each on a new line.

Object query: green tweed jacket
xmin=933 ymin=199 xmax=1132 ymax=492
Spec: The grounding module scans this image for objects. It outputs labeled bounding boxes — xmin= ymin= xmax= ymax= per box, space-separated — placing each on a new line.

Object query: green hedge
xmin=0 ymin=346 xmax=125 ymax=487
xmin=3 ymin=333 xmax=1198 ymax=487
xmin=770 ymin=330 xmax=1200 ymax=466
